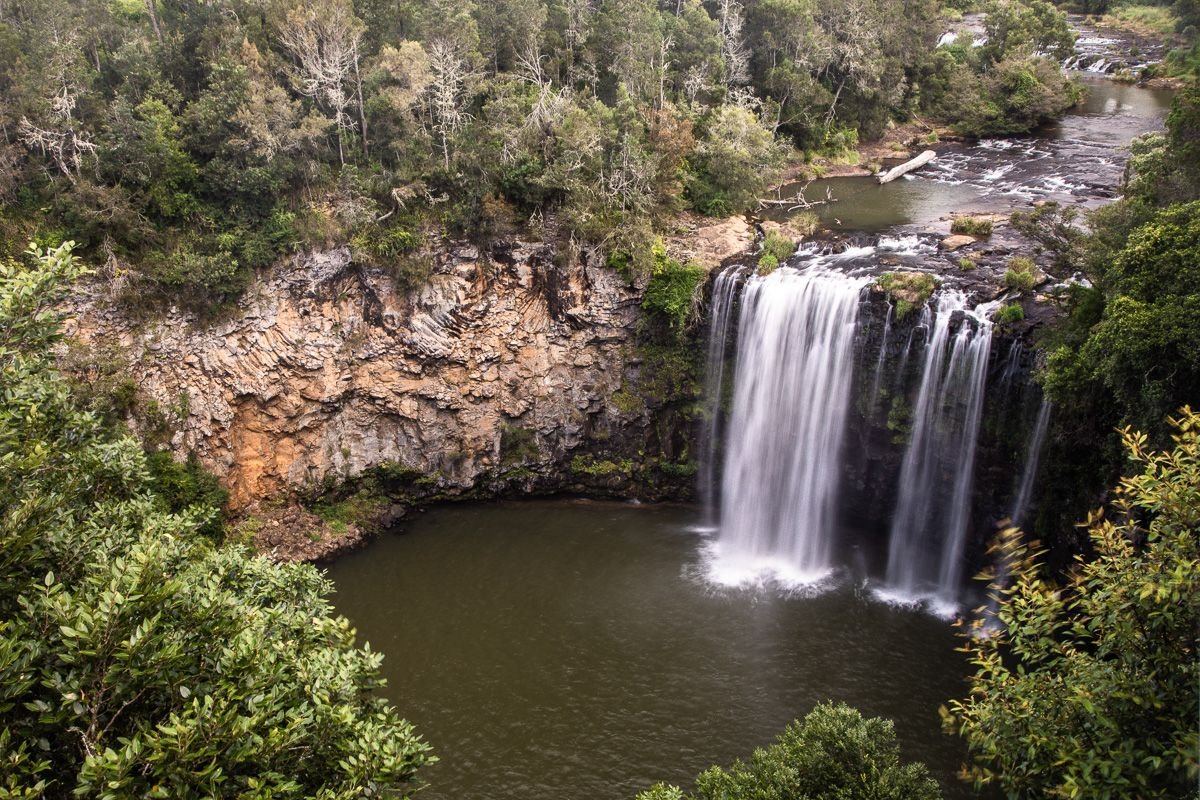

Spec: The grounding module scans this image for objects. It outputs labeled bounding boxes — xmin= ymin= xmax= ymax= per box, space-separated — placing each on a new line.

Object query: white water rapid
xmin=709 ymin=266 xmax=868 ymax=587
xmin=879 ymin=292 xmax=997 ymax=615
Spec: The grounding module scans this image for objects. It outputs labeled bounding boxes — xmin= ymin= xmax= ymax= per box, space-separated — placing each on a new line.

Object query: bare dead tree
xmin=717 ymin=0 xmax=750 ymax=88
xmin=144 ymin=0 xmax=163 ymax=44
xmin=426 ymin=38 xmax=472 ymax=170
xmin=277 ymin=1 xmax=365 ymax=165
xmin=508 ymin=44 xmax=571 ymax=163
xmin=604 ymin=134 xmax=654 ymax=213
xmin=18 ymin=118 xmax=97 ymax=179
xmin=17 ymin=26 xmax=97 ymax=180
xmin=656 ymin=31 xmax=674 ymax=111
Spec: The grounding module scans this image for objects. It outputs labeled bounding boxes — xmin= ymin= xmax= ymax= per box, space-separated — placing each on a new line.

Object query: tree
xmin=426 ymin=38 xmax=473 ymax=170
xmin=637 ymin=702 xmax=942 ymax=800
xmin=0 ymin=242 xmax=432 ymax=797
xmin=590 ymin=0 xmax=664 ymax=103
xmin=276 ymin=0 xmax=366 ymax=164
xmin=944 ymin=409 xmax=1200 ymax=799
xmin=687 ymin=103 xmax=785 ymax=215
xmin=981 ymin=0 xmax=1075 ymax=64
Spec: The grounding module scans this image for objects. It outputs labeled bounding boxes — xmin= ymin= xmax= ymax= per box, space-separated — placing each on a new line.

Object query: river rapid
xmin=780 ymin=76 xmax=1173 ymax=233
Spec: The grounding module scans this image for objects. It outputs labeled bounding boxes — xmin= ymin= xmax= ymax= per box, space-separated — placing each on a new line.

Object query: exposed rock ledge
xmin=70 ymin=238 xmax=700 ymax=523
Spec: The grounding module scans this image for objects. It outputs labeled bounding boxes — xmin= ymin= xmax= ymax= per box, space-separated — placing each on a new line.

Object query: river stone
xmin=941 ymin=234 xmax=976 ymax=251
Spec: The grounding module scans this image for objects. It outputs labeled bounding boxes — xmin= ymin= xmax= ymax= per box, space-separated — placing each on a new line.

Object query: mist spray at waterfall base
xmin=704 ymin=265 xmax=868 ymax=590
xmin=873 ymin=292 xmax=1000 ymax=617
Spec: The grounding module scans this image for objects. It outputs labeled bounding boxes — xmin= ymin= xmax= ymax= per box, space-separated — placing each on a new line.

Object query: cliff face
xmin=71 ymin=240 xmax=688 ymax=508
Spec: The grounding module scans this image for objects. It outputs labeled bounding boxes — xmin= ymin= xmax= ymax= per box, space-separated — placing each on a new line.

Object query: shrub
xmin=761 ymin=229 xmax=796 ymax=262
xmin=757 ymin=253 xmax=779 ymax=276
xmin=994 ymin=302 xmax=1025 ymax=324
xmin=642 ymin=240 xmax=706 ymax=335
xmin=1004 ymin=256 xmax=1038 ymax=292
xmin=958 ymin=257 xmax=976 ymax=270
xmin=945 ymin=409 xmax=1200 ymax=798
xmin=0 ymin=243 xmax=432 ymax=797
xmin=788 ymin=211 xmax=820 ymax=237
xmin=1004 ymin=269 xmax=1036 ymax=292
xmin=499 ymin=423 xmax=540 ymax=465
xmin=950 ymin=216 xmax=993 ymax=236
xmin=145 ymin=450 xmax=230 ymax=540
xmin=878 ymin=271 xmax=939 ymax=319
xmin=638 ymin=702 xmax=941 ymax=800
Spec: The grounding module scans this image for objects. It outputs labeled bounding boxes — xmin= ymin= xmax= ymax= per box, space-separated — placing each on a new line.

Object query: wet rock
xmin=941 ymin=234 xmax=977 ymax=251
xmin=68 ymin=240 xmax=655 ymax=510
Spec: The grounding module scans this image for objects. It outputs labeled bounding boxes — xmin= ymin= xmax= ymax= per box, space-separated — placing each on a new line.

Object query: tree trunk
xmin=877 ymin=150 xmax=937 ymax=184
xmin=145 ymin=0 xmax=163 ymax=44
xmin=354 ymin=41 xmax=368 ymax=159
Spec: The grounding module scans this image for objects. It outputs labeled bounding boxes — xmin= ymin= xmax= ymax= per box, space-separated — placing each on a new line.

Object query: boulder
xmin=941 ymin=234 xmax=976 ymax=251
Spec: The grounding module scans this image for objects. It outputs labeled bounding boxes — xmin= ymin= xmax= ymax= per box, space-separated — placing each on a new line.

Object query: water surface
xmin=327 ymin=501 xmax=981 ymax=800
xmin=770 ymin=77 xmax=1174 ymax=232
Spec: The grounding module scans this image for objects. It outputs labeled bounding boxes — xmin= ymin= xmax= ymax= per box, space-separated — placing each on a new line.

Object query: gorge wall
xmin=68 ymin=224 xmax=750 ymax=515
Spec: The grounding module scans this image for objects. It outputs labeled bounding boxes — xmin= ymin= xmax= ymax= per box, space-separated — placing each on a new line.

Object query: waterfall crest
xmin=880 ymin=292 xmax=996 ymax=613
xmin=710 ymin=266 xmax=868 ymax=587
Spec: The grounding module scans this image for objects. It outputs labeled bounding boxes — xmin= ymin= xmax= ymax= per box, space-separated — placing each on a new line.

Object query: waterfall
xmin=892 ymin=305 xmax=931 ymax=394
xmin=868 ymin=302 xmax=894 ymax=414
xmin=710 ymin=266 xmax=868 ymax=586
xmin=697 ymin=266 xmax=744 ymax=529
xmin=1009 ymin=399 xmax=1052 ymax=528
xmin=998 ymin=341 xmax=1024 ymax=390
xmin=881 ymin=292 xmax=996 ymax=613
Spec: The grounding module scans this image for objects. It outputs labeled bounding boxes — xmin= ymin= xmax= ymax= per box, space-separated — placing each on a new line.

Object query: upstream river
xmin=327 ymin=69 xmax=1172 ymax=800
xmin=779 ymin=76 xmax=1174 ymax=232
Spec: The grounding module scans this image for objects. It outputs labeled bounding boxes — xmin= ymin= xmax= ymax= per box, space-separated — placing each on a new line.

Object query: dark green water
xmin=326 ymin=500 xmax=981 ymax=800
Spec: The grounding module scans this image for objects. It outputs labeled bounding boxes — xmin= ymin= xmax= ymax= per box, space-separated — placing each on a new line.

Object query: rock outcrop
xmin=70 ymin=240 xmax=686 ymax=509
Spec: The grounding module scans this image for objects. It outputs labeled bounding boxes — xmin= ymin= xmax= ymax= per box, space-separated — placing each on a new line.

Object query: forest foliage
xmin=0 ymin=242 xmax=431 ymax=797
xmin=637 ymin=702 xmax=943 ymax=800
xmin=945 ymin=408 xmax=1200 ymax=798
xmin=0 ymin=0 xmax=1082 ymax=309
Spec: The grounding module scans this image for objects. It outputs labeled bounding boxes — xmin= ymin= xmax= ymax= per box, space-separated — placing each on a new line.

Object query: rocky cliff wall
xmin=69 ymin=237 xmax=718 ymax=511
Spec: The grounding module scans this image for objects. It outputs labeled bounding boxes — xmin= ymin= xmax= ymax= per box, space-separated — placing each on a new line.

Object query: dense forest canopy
xmin=0 ymin=0 xmax=1089 ymax=307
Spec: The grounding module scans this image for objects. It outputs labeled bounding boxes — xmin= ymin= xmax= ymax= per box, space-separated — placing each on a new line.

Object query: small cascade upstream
xmin=879 ymin=292 xmax=997 ymax=614
xmin=697 ymin=266 xmax=745 ymax=528
xmin=709 ymin=265 xmax=869 ymax=586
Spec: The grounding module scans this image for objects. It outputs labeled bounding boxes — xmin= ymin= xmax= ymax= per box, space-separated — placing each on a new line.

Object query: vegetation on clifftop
xmin=0 ymin=0 xmax=1084 ymax=310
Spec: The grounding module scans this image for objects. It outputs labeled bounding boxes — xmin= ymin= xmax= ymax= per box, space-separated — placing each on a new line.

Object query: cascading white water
xmin=697 ymin=266 xmax=744 ymax=528
xmin=868 ymin=303 xmax=894 ymax=413
xmin=880 ymin=292 xmax=996 ymax=613
xmin=1009 ymin=399 xmax=1052 ymax=528
xmin=710 ymin=266 xmax=868 ymax=586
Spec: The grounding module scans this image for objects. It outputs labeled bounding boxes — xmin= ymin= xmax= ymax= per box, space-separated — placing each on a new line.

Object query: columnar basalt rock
xmin=70 ymin=240 xmax=683 ymax=509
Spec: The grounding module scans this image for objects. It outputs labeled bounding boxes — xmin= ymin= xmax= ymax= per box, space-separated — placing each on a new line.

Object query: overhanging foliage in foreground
xmin=945 ymin=408 xmax=1200 ymax=799
xmin=637 ymin=701 xmax=942 ymax=800
xmin=0 ymin=242 xmax=431 ymax=797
